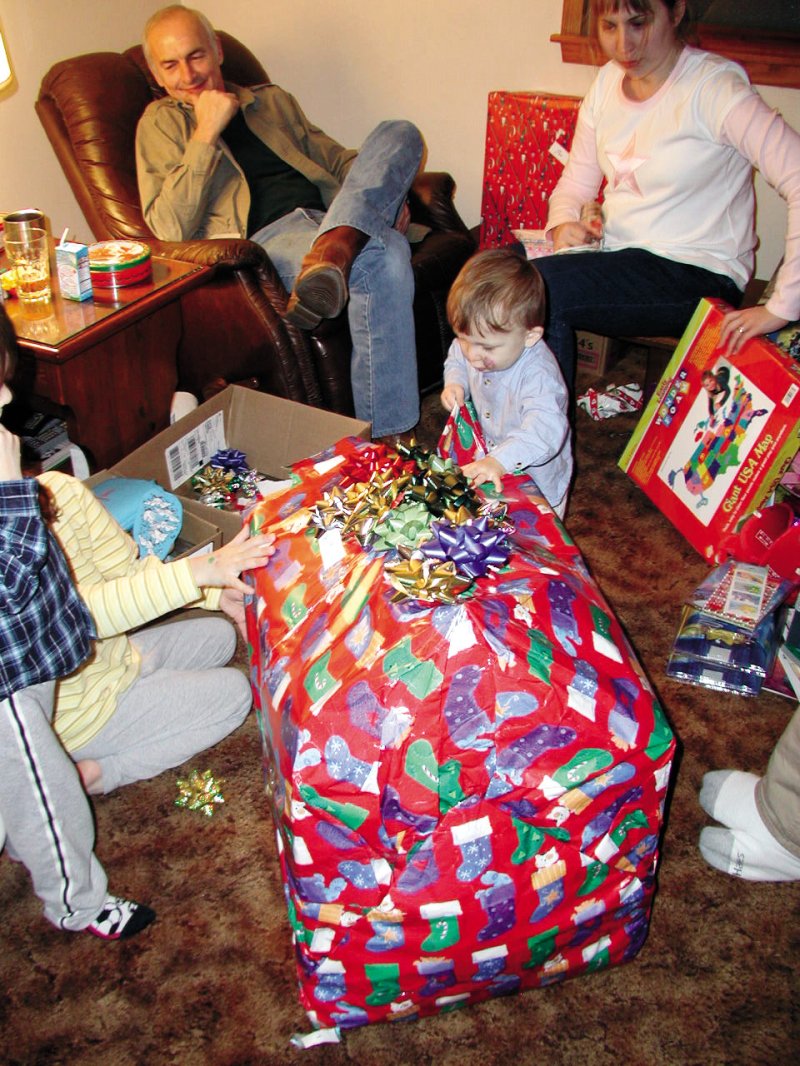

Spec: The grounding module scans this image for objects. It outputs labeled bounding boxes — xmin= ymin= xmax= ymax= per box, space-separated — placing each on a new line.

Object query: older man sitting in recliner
xmin=137 ymin=4 xmax=425 ymax=440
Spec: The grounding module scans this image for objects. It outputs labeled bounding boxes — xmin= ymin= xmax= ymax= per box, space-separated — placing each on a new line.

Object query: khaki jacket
xmin=136 ymin=82 xmax=358 ymax=241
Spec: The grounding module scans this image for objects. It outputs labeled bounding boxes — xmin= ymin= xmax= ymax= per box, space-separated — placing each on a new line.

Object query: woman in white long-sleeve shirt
xmin=536 ymin=0 xmax=800 ymax=388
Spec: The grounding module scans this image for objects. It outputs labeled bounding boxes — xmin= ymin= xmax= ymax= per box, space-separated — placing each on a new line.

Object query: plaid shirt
xmin=1 ymin=479 xmax=95 ymax=701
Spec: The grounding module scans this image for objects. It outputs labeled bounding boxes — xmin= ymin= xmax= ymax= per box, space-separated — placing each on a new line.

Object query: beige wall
xmin=2 ymin=0 xmax=798 ymax=280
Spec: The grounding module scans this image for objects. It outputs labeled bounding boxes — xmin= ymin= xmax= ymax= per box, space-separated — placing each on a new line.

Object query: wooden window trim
xmin=552 ymin=0 xmax=800 ymax=90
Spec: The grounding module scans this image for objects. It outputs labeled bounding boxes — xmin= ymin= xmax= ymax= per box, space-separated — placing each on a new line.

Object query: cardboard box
xmin=85 ymin=470 xmax=222 ymax=560
xmin=576 ymin=330 xmax=619 ymax=375
xmin=619 ymin=298 xmax=800 ymax=561
xmin=479 ymin=91 xmax=582 ymax=249
xmin=112 ymin=386 xmax=371 ymax=542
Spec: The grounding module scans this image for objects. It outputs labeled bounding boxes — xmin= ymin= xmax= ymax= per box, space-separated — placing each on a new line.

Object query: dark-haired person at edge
xmin=537 ymin=0 xmax=800 ymax=397
xmin=0 ymin=305 xmax=154 ymax=940
xmin=137 ymin=5 xmax=425 ymax=440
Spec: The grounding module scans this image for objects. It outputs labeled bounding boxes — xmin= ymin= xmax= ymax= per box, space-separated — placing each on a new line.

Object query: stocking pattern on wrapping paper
xmin=443 ymin=665 xmax=493 ymax=750
xmin=526 ymin=627 xmax=554 ymax=684
xmin=331 ymin=1002 xmax=370 ymax=1029
xmin=476 ymin=598 xmax=513 ymax=660
xmin=496 ymin=690 xmax=539 ymax=724
xmin=293 ymin=870 xmax=347 ymax=904
xmin=420 ymin=900 xmax=463 ymax=952
xmin=366 ymin=917 xmax=406 ymax=953
xmin=267 ymin=655 xmax=291 ymax=699
xmin=404 ymin=738 xmax=439 ymax=794
xmin=383 ymin=635 xmax=444 ymax=701
xmin=312 ymin=963 xmax=347 ymax=1002
xmin=552 ymin=747 xmax=615 ymax=792
xmin=568 ymin=659 xmax=599 ymax=720
xmin=416 ymin=956 xmax=457 ymax=997
xmin=344 ymin=607 xmax=374 ymax=661
xmin=548 ymin=578 xmax=581 ymax=656
xmin=609 ymin=677 xmax=641 ymax=749
xmin=476 ymin=870 xmax=517 ymax=941
xmin=569 ymin=912 xmax=605 ymax=948
xmin=396 ymin=837 xmax=440 ymax=895
xmin=496 ymin=723 xmax=577 ymax=786
xmin=365 ymin=962 xmax=401 ymax=1006
xmin=452 ymin=817 xmax=494 ymax=882
xmin=324 ymin=735 xmax=377 ymax=791
xmin=380 ymin=784 xmax=438 ymax=836
xmin=338 ymin=860 xmax=383 ymax=890
xmin=298 ymin=783 xmax=369 ymax=832
xmin=280 ymin=582 xmax=308 ymax=628
xmin=508 ymin=818 xmax=570 ymax=865
xmin=347 ymin=679 xmax=389 ymax=739
xmin=559 ymin=761 xmax=637 ymax=817
xmin=315 ymin=820 xmax=362 ymax=851
xmin=530 ymin=855 xmax=567 ymax=924
xmin=303 ymin=651 xmax=339 ymax=708
xmin=523 ymin=927 xmax=559 ymax=969
xmin=300 ymin=611 xmax=330 ymax=659
xmin=581 ymin=786 xmax=644 ymax=850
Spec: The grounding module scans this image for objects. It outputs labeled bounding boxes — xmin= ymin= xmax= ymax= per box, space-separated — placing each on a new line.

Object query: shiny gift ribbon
xmin=175 ymin=768 xmax=225 ymax=818
xmin=419 ymin=515 xmax=510 ymax=579
xmin=385 ymin=551 xmax=473 ymax=604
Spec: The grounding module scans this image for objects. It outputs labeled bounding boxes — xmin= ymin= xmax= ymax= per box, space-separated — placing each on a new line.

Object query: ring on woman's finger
xmin=737 ymin=326 xmax=745 ymax=334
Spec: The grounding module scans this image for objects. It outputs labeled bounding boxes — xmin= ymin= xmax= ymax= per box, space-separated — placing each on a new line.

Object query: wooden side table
xmin=3 ymin=255 xmax=208 ymax=469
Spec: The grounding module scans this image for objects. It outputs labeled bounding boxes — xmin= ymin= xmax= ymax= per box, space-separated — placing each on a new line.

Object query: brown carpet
xmin=2 ymin=349 xmax=798 ymax=1066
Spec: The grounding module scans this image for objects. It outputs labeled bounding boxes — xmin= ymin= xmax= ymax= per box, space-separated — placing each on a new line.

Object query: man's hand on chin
xmin=191 ymin=89 xmax=240 ymax=145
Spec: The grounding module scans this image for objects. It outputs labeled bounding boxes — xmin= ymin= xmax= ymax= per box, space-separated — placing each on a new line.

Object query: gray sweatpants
xmin=757 ymin=701 xmax=800 ymax=859
xmin=0 ymin=680 xmax=108 ymax=931
xmin=70 ymin=616 xmax=251 ymax=793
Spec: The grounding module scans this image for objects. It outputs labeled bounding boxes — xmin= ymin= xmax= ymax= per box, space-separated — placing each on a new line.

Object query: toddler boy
xmin=441 ymin=249 xmax=573 ymax=517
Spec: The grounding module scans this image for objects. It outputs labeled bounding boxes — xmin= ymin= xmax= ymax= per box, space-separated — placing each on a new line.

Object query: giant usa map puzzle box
xmin=245 ymin=429 xmax=675 ymax=1035
xmin=619 ymin=299 xmax=800 ymax=562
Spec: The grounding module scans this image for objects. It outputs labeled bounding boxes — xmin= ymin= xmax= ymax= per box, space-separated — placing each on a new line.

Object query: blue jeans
xmin=251 ymin=120 xmax=424 ymax=436
xmin=534 ymin=248 xmax=744 ymax=389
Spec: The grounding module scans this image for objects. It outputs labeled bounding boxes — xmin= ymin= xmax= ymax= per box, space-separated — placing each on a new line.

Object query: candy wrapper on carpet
xmin=245 ymin=412 xmax=675 ymax=1034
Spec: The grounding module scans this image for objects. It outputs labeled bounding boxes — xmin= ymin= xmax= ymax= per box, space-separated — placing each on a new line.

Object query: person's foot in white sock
xmin=698 ymin=769 xmax=800 ymax=881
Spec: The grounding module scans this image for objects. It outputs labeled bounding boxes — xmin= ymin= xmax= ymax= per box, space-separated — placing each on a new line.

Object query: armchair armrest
xmin=409 ymin=172 xmax=471 ymax=236
xmin=146 ymin=237 xmax=268 ymax=272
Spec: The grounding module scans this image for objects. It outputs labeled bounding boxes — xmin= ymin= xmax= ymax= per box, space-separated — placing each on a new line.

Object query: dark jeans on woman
xmin=535 ymin=247 xmax=744 ymax=390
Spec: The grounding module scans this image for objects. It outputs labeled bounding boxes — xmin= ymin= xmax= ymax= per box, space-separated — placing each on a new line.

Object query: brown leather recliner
xmin=35 ymin=32 xmax=476 ymax=416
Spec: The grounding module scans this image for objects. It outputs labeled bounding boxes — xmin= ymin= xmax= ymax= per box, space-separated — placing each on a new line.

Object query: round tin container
xmin=88 ymin=240 xmax=152 ymax=288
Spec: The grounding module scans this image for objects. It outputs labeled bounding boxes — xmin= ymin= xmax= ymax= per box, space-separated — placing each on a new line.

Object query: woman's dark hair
xmin=591 ymin=0 xmax=692 ymax=39
xmin=0 ymin=301 xmax=17 ymax=390
xmin=1 ymin=303 xmax=58 ymax=522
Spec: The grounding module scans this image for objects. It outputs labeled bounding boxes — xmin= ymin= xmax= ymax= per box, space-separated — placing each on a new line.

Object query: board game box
xmin=619 ymin=298 xmax=800 ymax=561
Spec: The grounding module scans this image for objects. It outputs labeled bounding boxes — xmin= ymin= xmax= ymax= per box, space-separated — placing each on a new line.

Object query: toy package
xmin=666 ymin=606 xmax=780 ymax=697
xmin=620 ymin=299 xmax=800 ymax=561
xmin=245 ymin=425 xmax=675 ymax=1036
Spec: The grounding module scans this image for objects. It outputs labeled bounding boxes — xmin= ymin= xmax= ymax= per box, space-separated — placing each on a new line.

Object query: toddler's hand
xmin=0 ymin=424 xmax=22 ymax=482
xmin=441 ymin=384 xmax=465 ymax=412
xmin=461 ymin=455 xmax=506 ymax=493
xmin=190 ymin=526 xmax=276 ymax=593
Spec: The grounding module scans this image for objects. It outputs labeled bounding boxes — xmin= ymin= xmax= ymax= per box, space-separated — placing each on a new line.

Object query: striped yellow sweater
xmin=40 ymin=472 xmax=222 ymax=751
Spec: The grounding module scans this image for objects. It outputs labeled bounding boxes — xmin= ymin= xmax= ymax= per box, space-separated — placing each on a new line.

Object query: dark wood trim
xmin=552 ymin=0 xmax=800 ymax=89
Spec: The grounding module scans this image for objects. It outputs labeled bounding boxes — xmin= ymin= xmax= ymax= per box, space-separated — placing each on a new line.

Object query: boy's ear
xmin=525 ymin=326 xmax=544 ymax=347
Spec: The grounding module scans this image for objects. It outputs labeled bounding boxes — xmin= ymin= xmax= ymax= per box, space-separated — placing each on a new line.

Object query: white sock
xmin=699 ymin=825 xmax=800 ymax=882
xmin=698 ymin=770 xmax=762 ymax=833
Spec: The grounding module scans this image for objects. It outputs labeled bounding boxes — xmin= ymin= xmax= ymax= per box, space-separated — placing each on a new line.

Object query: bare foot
xmin=76 ymin=758 xmax=104 ymax=795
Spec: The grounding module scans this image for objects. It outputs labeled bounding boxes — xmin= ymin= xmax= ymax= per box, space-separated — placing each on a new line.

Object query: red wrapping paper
xmin=246 ymin=436 xmax=675 ymax=1032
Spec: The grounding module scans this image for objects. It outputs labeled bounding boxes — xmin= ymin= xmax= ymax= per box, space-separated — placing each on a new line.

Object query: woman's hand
xmin=550 ymin=220 xmax=602 ymax=252
xmin=719 ymin=305 xmax=789 ymax=355
xmin=190 ymin=525 xmax=276 ymax=594
xmin=0 ymin=424 xmax=22 ymax=481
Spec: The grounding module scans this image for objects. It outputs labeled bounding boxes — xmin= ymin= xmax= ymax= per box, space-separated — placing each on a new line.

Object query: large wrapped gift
xmin=479 ymin=91 xmax=582 ymax=249
xmin=246 ymin=431 xmax=675 ymax=1033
